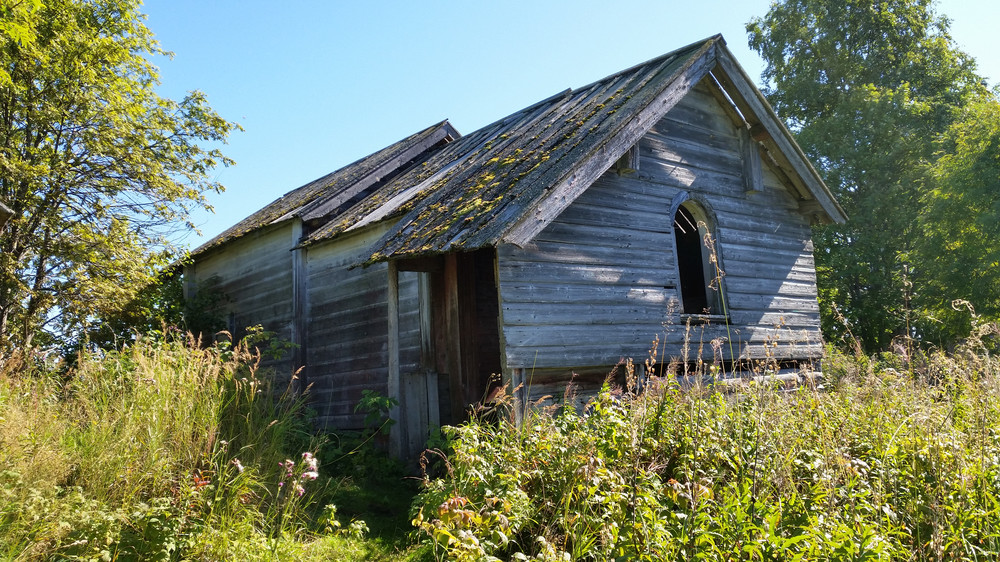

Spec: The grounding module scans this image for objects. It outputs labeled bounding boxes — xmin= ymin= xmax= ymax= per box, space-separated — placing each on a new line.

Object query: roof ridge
xmin=572 ymin=34 xmax=723 ymax=93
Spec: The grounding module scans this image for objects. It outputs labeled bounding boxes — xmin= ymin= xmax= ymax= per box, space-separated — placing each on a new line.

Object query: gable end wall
xmin=187 ymin=223 xmax=297 ymax=385
xmin=497 ymin=79 xmax=823 ymax=379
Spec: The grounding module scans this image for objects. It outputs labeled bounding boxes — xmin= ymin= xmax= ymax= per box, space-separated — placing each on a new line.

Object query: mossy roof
xmin=197 ymin=34 xmax=844 ymax=262
xmin=304 ymin=36 xmax=728 ymax=263
xmin=191 ymin=121 xmax=458 ymax=256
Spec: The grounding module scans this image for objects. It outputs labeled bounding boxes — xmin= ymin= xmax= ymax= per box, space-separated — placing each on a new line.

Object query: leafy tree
xmin=913 ymin=95 xmax=1000 ymax=342
xmin=747 ymin=0 xmax=986 ymax=351
xmin=79 ymin=271 xmax=231 ymax=355
xmin=0 ymin=0 xmax=238 ymax=350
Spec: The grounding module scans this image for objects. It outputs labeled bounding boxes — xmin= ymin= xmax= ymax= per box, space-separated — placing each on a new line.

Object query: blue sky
xmin=141 ymin=1 xmax=1000 ymax=249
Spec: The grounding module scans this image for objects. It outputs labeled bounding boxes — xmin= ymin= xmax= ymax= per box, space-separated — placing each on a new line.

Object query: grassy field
xmin=0 ymin=334 xmax=428 ymax=560
xmin=2 ymin=323 xmax=999 ymax=560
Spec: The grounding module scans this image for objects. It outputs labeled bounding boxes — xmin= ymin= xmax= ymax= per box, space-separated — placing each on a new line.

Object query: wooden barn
xmin=185 ymin=35 xmax=845 ymax=458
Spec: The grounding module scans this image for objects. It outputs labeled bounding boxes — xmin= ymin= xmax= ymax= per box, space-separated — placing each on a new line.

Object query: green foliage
xmin=413 ymin=342 xmax=1000 ymax=561
xmin=912 ymin=97 xmax=1000 ymax=343
xmin=0 ymin=334 xmax=330 ymax=560
xmin=80 ymin=272 xmax=231 ymax=355
xmin=0 ymin=0 xmax=239 ymax=351
xmin=357 ymin=389 xmax=400 ymax=433
xmin=0 ymin=333 xmax=433 ymax=560
xmin=747 ymin=0 xmax=987 ymax=351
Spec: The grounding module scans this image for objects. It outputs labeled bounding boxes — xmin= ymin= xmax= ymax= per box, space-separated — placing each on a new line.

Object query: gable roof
xmin=307 ymin=36 xmax=725 ymax=262
xmin=196 ymin=35 xmax=845 ymax=262
xmin=192 ymin=120 xmax=459 ymax=256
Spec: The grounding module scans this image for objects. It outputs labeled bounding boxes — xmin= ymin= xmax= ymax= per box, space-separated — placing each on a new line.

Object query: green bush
xmin=413 ymin=345 xmax=1000 ymax=561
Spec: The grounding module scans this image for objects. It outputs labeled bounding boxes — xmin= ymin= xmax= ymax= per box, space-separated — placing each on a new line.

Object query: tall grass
xmin=413 ymin=331 xmax=1000 ymax=561
xmin=0 ymin=332 xmax=327 ymax=560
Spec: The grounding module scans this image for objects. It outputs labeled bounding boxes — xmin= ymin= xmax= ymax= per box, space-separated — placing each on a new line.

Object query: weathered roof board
xmin=193 ymin=121 xmax=459 ymax=255
xmin=310 ymin=37 xmax=724 ymax=261
xmin=195 ymin=34 xmax=844 ymax=262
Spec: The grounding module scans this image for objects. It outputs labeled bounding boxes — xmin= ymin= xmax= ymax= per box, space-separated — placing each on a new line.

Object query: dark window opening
xmin=673 ymin=202 xmax=722 ymax=315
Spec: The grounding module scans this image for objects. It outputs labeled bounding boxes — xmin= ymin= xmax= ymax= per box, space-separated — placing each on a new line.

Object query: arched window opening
xmin=673 ymin=201 xmax=722 ymax=315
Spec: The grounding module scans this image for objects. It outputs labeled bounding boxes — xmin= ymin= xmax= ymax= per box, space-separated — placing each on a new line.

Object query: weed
xmin=412 ymin=331 xmax=1000 ymax=560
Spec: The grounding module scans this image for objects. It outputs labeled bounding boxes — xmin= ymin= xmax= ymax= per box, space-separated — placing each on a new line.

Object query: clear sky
xmin=141 ymin=0 xmax=1000 ymax=249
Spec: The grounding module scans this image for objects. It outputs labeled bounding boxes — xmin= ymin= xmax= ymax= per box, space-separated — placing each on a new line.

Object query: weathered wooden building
xmin=186 ymin=35 xmax=845 ymax=457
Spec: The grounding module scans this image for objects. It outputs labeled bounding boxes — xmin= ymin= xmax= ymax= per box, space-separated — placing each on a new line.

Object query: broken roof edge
xmin=188 ymin=120 xmax=460 ymax=258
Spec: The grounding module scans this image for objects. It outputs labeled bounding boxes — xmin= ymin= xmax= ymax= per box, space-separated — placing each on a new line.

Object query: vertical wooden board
xmin=291 ymin=219 xmax=308 ymax=389
xmin=387 ymin=260 xmax=402 ymax=458
xmin=398 ymin=271 xmax=422 ymax=372
xmin=443 ymin=253 xmax=464 ymax=418
xmin=401 ymin=369 xmax=428 ymax=459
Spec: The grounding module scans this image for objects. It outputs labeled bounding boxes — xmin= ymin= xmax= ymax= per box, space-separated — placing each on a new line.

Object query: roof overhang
xmin=708 ymin=42 xmax=847 ymax=225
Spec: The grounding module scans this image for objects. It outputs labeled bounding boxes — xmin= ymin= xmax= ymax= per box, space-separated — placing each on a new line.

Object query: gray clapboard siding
xmin=498 ymin=77 xmax=823 ymax=377
xmin=190 ymin=223 xmax=296 ymax=379
xmin=305 ymin=224 xmax=421 ymax=430
xmin=498 ymin=162 xmax=680 ymax=369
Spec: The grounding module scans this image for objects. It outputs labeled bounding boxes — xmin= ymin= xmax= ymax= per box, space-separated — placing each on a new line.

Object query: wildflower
xmin=232 ymin=458 xmax=245 ymax=473
xmin=302 ymin=470 xmax=319 ymax=481
xmin=295 ymin=484 xmax=305 ymax=496
xmin=302 ymin=452 xmax=318 ymax=471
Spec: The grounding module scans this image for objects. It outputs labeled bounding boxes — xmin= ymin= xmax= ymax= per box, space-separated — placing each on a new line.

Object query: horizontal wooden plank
xmin=724 ymin=278 xmax=819 ymax=299
xmin=727 ymin=311 xmax=820 ymax=328
xmin=503 ymin=239 xmax=674 ymax=270
xmin=499 ymin=260 xmax=675 ymax=288
xmin=501 ymin=301 xmax=672 ymax=326
xmin=650 ymin=113 xmax=739 ymax=154
xmin=638 ymin=156 xmax=746 ymax=195
xmin=640 ymin=133 xmax=743 ymax=178
xmin=498 ymin=281 xmax=674 ymax=306
xmin=503 ymin=335 xmax=824 ymax=370
xmin=712 ymin=211 xmax=812 ymax=239
xmin=658 ymin=91 xmax=739 ymax=138
xmin=718 ymin=242 xmax=811 ymax=267
xmin=532 ymin=221 xmax=676 ymax=252
xmin=717 ymin=262 xmax=816 ymax=283
xmin=716 ymin=226 xmax=812 ymax=253
xmin=578 ymin=175 xmax=680 ymax=209
xmin=556 ymin=199 xmax=677 ymax=234
xmin=723 ymin=290 xmax=820 ymax=313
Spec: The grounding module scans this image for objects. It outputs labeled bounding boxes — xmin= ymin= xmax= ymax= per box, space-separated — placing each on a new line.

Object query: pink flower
xmin=294 ymin=484 xmax=305 ymax=497
xmin=302 ymin=470 xmax=319 ymax=481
